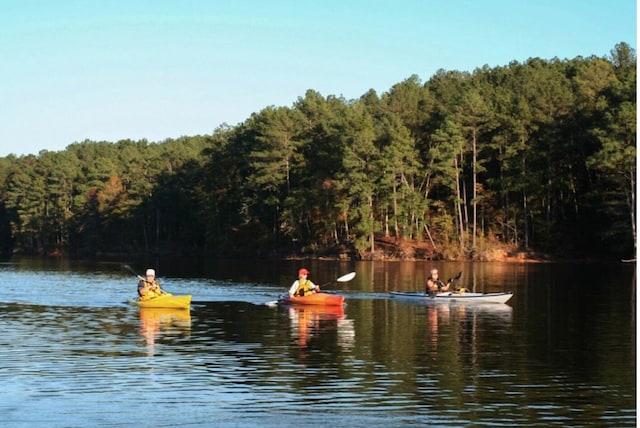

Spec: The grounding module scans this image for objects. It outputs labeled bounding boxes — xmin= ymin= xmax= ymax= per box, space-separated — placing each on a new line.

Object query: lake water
xmin=0 ymin=257 xmax=635 ymax=427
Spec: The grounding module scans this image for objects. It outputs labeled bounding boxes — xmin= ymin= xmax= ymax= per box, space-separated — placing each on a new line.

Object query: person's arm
xmin=153 ymin=281 xmax=165 ymax=294
xmin=426 ymin=278 xmax=435 ymax=291
xmin=425 ymin=279 xmax=438 ymax=295
xmin=310 ymin=281 xmax=319 ymax=293
xmin=288 ymin=280 xmax=299 ymax=297
xmin=138 ymin=280 xmax=149 ymax=297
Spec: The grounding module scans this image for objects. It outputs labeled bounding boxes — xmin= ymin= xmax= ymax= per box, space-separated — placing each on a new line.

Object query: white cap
xmin=145 ymin=269 xmax=156 ymax=277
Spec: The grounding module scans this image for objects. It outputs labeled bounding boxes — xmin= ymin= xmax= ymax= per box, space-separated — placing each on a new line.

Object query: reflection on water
xmin=286 ymin=305 xmax=355 ymax=357
xmin=139 ymin=307 xmax=192 ymax=354
xmin=428 ymin=303 xmax=514 ymax=378
xmin=392 ymin=298 xmax=514 ymax=356
xmin=0 ymin=259 xmax=635 ymax=427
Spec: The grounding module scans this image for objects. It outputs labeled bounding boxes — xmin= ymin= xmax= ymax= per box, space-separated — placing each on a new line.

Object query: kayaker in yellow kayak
xmin=288 ymin=268 xmax=320 ymax=297
xmin=138 ymin=269 xmax=167 ymax=301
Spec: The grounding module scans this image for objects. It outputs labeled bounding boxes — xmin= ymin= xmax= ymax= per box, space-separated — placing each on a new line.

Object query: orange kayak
xmin=278 ymin=292 xmax=344 ymax=306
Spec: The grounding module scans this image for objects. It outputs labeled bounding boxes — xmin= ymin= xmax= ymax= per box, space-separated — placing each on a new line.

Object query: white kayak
xmin=390 ymin=290 xmax=513 ymax=304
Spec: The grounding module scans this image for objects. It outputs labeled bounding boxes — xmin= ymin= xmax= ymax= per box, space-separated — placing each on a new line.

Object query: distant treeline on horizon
xmin=0 ymin=42 xmax=635 ymax=260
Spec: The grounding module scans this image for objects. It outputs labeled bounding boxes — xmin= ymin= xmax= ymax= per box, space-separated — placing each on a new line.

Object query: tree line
xmin=0 ymin=42 xmax=635 ymax=260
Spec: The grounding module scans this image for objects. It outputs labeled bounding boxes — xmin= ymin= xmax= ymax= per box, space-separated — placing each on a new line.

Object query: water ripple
xmin=0 ymin=266 xmax=635 ymax=427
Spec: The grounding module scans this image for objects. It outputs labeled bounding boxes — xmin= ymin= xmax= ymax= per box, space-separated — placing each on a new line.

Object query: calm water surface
xmin=0 ymin=257 xmax=635 ymax=427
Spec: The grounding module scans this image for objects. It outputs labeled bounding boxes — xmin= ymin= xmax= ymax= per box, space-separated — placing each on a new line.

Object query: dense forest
xmin=0 ymin=43 xmax=635 ymax=261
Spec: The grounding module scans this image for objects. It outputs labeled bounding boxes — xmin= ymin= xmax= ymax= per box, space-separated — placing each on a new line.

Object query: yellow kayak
xmin=132 ymin=294 xmax=192 ymax=309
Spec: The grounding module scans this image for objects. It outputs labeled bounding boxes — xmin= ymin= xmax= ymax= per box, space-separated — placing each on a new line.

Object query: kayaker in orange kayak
xmin=138 ymin=269 xmax=166 ymax=301
xmin=288 ymin=268 xmax=320 ymax=297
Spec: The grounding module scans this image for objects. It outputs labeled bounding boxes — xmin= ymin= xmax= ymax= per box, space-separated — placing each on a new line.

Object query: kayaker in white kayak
xmin=288 ymin=268 xmax=320 ymax=297
xmin=138 ymin=269 xmax=166 ymax=301
xmin=425 ymin=268 xmax=450 ymax=294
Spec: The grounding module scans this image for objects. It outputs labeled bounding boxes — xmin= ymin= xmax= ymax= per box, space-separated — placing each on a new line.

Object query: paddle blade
xmin=122 ymin=264 xmax=136 ymax=275
xmin=337 ymin=272 xmax=356 ymax=282
xmin=446 ymin=271 xmax=463 ymax=284
xmin=122 ymin=264 xmax=144 ymax=280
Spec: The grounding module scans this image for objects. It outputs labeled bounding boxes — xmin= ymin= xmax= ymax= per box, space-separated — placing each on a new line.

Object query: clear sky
xmin=0 ymin=0 xmax=636 ymax=156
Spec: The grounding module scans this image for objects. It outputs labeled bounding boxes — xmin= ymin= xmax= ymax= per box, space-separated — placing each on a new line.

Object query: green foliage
xmin=0 ymin=43 xmax=634 ymax=259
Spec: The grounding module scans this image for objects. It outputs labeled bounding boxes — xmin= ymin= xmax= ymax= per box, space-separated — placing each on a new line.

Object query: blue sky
xmin=0 ymin=0 xmax=636 ymax=156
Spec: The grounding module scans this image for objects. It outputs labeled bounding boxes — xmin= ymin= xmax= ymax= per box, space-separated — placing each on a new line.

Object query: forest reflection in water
xmin=0 ymin=258 xmax=635 ymax=427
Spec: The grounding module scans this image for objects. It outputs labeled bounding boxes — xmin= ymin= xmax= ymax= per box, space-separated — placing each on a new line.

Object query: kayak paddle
xmin=446 ymin=271 xmax=462 ymax=285
xmin=122 ymin=263 xmax=144 ymax=280
xmin=447 ymin=271 xmax=464 ymax=291
xmin=319 ymin=271 xmax=356 ymax=288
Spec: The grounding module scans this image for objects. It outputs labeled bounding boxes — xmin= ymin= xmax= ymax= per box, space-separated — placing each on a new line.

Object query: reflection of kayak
xmin=287 ymin=303 xmax=345 ymax=319
xmin=139 ymin=307 xmax=192 ymax=349
xmin=278 ymin=292 xmax=345 ymax=306
xmin=287 ymin=303 xmax=346 ymax=350
xmin=139 ymin=307 xmax=192 ymax=328
xmin=390 ymin=291 xmax=513 ymax=304
xmin=132 ymin=294 xmax=192 ymax=309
